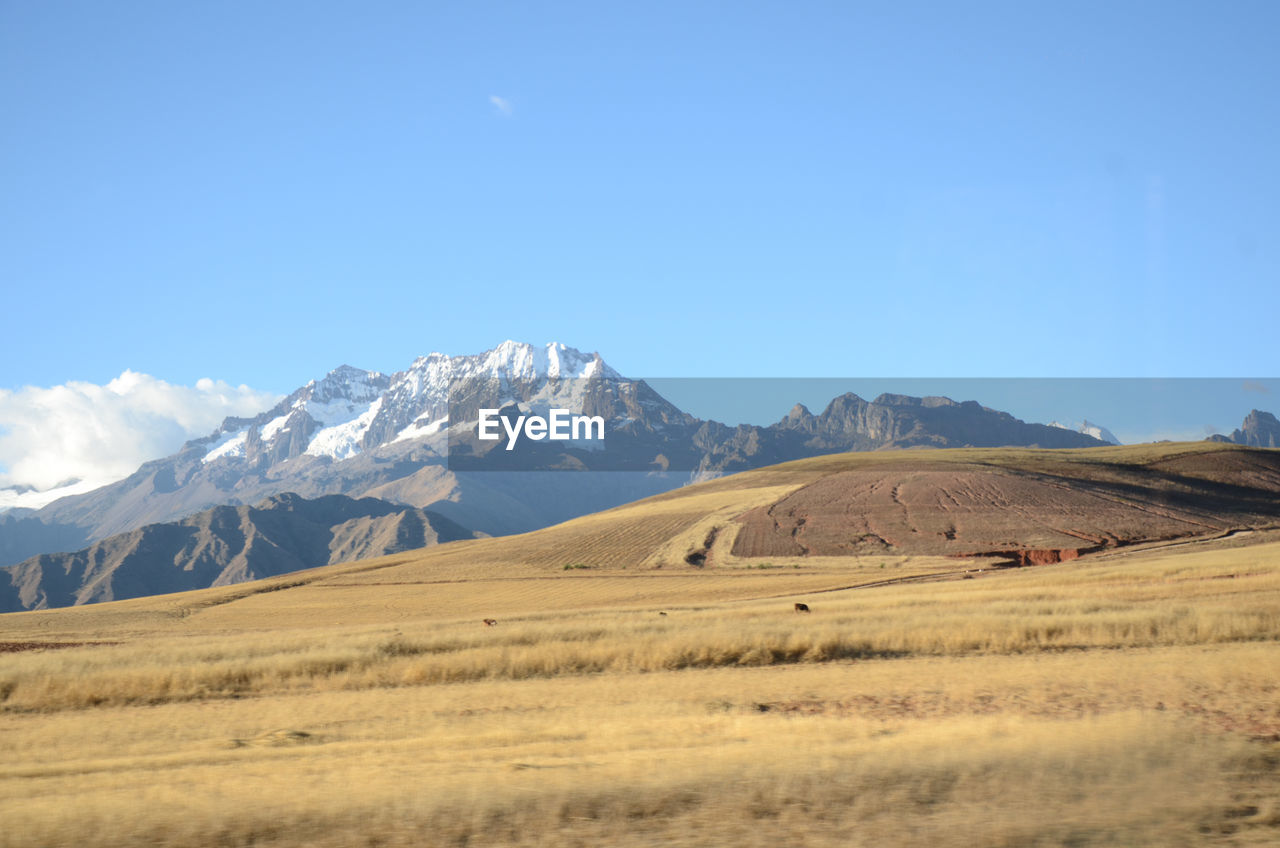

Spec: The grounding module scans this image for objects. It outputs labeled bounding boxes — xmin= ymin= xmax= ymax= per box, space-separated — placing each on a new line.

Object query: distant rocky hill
xmin=657 ymin=392 xmax=1103 ymax=477
xmin=772 ymin=392 xmax=1098 ymax=452
xmin=1208 ymin=410 xmax=1280 ymax=448
xmin=0 ymin=493 xmax=474 ymax=613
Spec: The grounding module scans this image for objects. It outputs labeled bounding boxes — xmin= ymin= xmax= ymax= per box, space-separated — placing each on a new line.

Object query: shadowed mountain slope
xmin=0 ymin=493 xmax=474 ymax=612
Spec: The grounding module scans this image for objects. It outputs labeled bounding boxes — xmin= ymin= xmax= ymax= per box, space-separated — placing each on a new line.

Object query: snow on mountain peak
xmin=1050 ymin=419 xmax=1121 ymax=445
xmin=305 ymin=397 xmax=384 ymax=460
xmin=307 ymin=365 xmax=388 ymax=404
xmin=201 ymin=342 xmax=623 ymax=465
xmin=481 ymin=341 xmax=608 ymax=382
xmin=1080 ymin=420 xmax=1121 ymax=445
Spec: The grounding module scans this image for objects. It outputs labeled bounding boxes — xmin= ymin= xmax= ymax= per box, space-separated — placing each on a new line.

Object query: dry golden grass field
xmin=2 ymin=444 xmax=1279 ymax=846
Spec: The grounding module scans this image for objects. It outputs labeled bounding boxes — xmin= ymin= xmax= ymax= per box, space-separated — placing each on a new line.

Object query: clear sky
xmin=3 ymin=1 xmax=1278 ymax=391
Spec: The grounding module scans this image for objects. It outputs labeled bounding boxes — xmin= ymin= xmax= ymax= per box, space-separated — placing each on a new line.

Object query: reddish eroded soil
xmin=955 ymin=547 xmax=1095 ymax=566
xmin=732 ymin=455 xmax=1280 ymax=560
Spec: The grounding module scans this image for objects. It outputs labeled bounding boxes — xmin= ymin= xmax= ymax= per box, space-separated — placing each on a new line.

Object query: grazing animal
xmin=794 ymin=602 xmax=811 ymax=613
xmin=658 ymin=611 xmax=667 ymax=616
xmin=483 ymin=619 xmax=498 ymax=627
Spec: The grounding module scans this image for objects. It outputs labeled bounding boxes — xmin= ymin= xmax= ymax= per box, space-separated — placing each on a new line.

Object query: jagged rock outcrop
xmin=775 ymin=393 xmax=1101 ymax=451
xmin=1208 ymin=410 xmax=1280 ymax=449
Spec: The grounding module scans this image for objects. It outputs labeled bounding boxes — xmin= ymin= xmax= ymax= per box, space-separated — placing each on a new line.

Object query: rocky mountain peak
xmin=471 ymin=341 xmax=615 ymax=384
xmin=870 ymin=394 xmax=961 ymax=409
xmin=1243 ymin=409 xmax=1279 ymax=429
xmin=311 ymin=365 xmax=388 ymax=395
xmin=871 ymin=392 xmax=916 ymax=407
xmin=186 ymin=341 xmax=631 ymax=470
xmin=255 ymin=492 xmax=306 ymax=511
xmin=784 ymin=403 xmax=811 ymax=421
xmin=1212 ymin=409 xmax=1280 ymax=448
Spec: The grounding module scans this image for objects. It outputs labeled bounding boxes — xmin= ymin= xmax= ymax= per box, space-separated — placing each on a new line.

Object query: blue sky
xmin=3 ymin=0 xmax=1278 ymax=395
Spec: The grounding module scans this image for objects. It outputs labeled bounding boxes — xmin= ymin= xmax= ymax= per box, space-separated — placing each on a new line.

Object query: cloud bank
xmin=0 ymin=371 xmax=280 ymax=509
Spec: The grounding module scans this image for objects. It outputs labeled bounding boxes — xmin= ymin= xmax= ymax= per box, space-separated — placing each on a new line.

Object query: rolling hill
xmin=322 ymin=441 xmax=1280 ymax=581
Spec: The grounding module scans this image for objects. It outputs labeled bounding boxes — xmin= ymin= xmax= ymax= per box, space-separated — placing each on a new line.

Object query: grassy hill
xmin=2 ymin=442 xmax=1278 ymax=846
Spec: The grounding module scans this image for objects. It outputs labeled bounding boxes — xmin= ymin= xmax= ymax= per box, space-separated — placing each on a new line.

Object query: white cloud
xmin=489 ymin=94 xmax=513 ymax=117
xmin=0 ymin=371 xmax=281 ymax=504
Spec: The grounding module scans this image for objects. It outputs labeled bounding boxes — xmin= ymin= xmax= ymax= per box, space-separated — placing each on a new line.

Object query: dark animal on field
xmin=658 ymin=611 xmax=667 ymax=616
xmin=483 ymin=619 xmax=498 ymax=627
xmin=794 ymin=603 xmax=810 ymax=613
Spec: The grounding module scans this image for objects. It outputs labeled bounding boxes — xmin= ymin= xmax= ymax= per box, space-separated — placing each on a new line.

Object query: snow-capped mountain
xmin=1051 ymin=419 xmax=1121 ymax=446
xmin=10 ymin=342 xmax=685 ymax=549
xmin=201 ymin=365 xmax=392 ymax=465
xmin=0 ymin=478 xmax=102 ymax=512
xmin=1080 ymin=421 xmax=1121 ymax=446
xmin=187 ymin=341 xmax=653 ymax=470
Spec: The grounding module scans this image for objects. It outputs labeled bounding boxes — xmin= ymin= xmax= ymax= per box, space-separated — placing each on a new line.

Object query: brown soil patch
xmin=733 ymin=460 xmax=1280 ymax=559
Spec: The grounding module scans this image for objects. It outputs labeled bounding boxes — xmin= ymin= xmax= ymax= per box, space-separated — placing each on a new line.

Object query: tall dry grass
xmin=1 ymin=667 xmax=1272 ymax=847
xmin=2 ymin=538 xmax=1279 ymax=846
xmin=3 ymin=542 xmax=1277 ymax=714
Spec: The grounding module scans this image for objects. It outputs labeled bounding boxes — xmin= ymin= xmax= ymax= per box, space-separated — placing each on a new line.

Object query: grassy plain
xmin=2 ymin=444 xmax=1279 ymax=846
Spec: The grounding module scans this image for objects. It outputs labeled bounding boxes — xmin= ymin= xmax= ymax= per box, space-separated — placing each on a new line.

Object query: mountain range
xmin=4 ymin=340 xmax=1237 ymax=612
